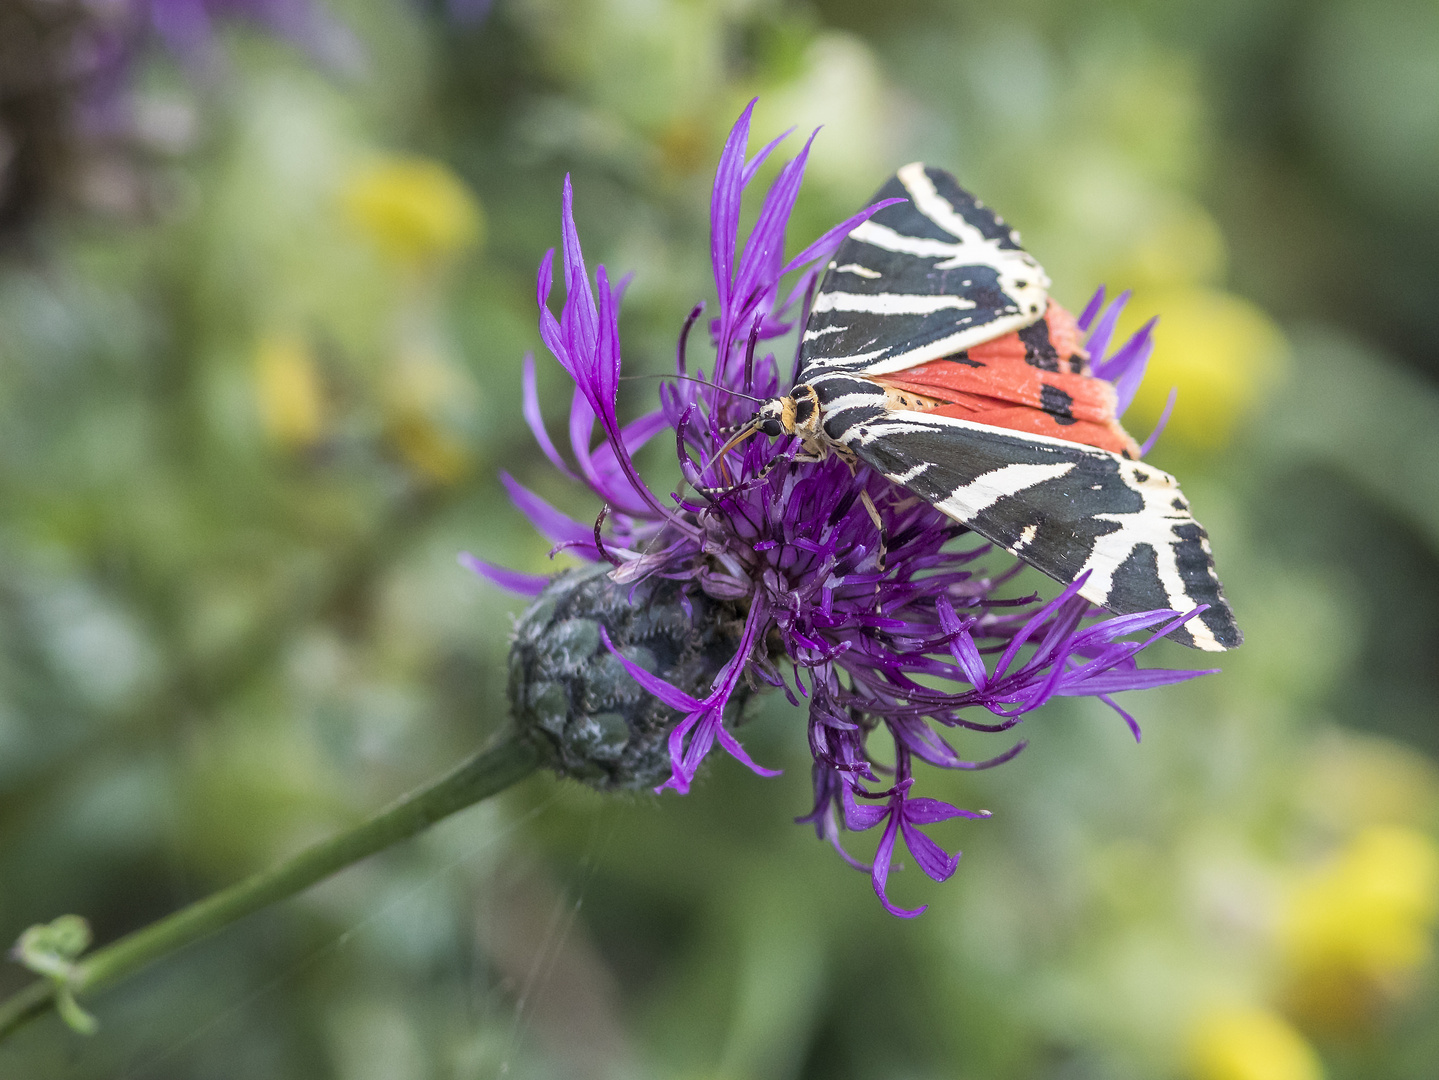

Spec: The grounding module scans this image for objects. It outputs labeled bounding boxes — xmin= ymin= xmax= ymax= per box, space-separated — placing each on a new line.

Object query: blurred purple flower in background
xmin=0 ymin=0 xmax=352 ymax=235
xmin=78 ymin=0 xmax=355 ymax=123
xmin=477 ymin=101 xmax=1211 ymax=916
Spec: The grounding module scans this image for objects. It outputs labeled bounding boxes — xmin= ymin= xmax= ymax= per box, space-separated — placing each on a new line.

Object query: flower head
xmin=471 ymin=101 xmax=1213 ymax=916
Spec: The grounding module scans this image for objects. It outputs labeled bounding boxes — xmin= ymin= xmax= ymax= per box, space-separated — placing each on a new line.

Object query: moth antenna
xmin=699 ymin=438 xmax=799 ymax=500
xmin=711 ymin=420 xmax=761 ymax=465
xmin=682 ymin=419 xmax=764 ymax=490
xmin=617 ymin=373 xmax=766 ymax=404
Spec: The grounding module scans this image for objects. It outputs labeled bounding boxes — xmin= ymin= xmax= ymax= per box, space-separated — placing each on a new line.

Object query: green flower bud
xmin=508 ymin=563 xmax=751 ymax=791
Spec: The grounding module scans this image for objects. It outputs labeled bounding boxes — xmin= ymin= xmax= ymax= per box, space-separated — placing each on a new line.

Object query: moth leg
xmin=859 ymin=488 xmax=887 ymax=571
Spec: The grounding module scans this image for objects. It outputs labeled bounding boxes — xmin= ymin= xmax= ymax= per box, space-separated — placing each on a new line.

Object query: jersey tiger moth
xmin=748 ymin=163 xmax=1242 ymax=652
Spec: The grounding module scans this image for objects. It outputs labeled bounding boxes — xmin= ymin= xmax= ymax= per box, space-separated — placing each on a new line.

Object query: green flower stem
xmin=0 ymin=732 xmax=539 ymax=1043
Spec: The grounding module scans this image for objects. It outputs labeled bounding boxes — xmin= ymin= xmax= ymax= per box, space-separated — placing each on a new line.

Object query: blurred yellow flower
xmin=384 ymin=346 xmax=476 ymax=486
xmin=1281 ymin=826 xmax=1439 ymax=1031
xmin=1187 ymin=1005 xmax=1324 ymax=1080
xmin=387 ymin=410 xmax=471 ymax=486
xmin=254 ymin=332 xmax=325 ymax=448
xmin=342 ymin=156 xmax=483 ymax=266
xmin=1124 ymin=288 xmax=1287 ymax=449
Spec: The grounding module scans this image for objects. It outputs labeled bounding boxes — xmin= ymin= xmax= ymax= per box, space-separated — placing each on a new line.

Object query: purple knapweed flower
xmin=472 ymin=101 xmax=1212 ymax=917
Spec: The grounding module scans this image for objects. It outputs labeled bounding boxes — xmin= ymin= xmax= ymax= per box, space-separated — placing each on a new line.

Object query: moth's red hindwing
xmin=870 ymin=302 xmax=1142 ymax=458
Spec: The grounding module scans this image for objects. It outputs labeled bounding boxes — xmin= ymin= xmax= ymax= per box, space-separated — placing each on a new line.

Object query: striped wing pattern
xmin=848 ymin=412 xmax=1241 ymax=651
xmin=799 ymin=162 xmax=1050 ymax=379
xmin=795 ymin=164 xmax=1242 ymax=651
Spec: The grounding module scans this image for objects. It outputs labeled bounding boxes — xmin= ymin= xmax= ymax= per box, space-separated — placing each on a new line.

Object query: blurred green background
xmin=3 ymin=0 xmax=1439 ymax=1077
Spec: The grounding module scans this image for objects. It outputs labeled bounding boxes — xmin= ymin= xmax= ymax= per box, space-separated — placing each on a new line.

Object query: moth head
xmin=755 ymin=397 xmax=790 ymax=438
xmin=754 ymin=386 xmax=821 ymax=440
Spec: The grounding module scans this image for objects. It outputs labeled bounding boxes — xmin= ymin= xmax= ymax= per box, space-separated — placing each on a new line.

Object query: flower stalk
xmin=0 ymin=733 xmax=538 ymax=1043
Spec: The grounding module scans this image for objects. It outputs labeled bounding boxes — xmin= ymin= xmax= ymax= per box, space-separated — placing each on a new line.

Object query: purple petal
xmin=1061 ymin=667 xmax=1214 ymax=694
xmin=870 ymin=811 xmax=925 ymax=918
xmin=992 ymin=574 xmax=1090 ymax=680
xmin=713 ymin=723 xmax=783 ymax=778
xmin=1085 ymin=290 xmax=1131 ymax=367
xmin=536 ymin=247 xmax=556 ymax=317
xmin=743 ymin=126 xmax=794 ymax=187
xmin=1109 ymin=318 xmax=1158 ymax=413
xmin=903 ymin=796 xmax=990 ymax=825
xmin=599 ymin=627 xmax=704 ymax=711
xmin=1077 ymin=286 xmax=1106 ymax=331
xmin=900 ymin=820 xmax=962 ymax=882
xmin=733 ymin=130 xmax=818 ymax=315
xmin=657 ymin=711 xmax=706 ymax=795
xmin=779 ymin=198 xmax=906 ymax=277
xmin=521 ymin=353 xmax=580 ymax=481
xmin=560 ymin=176 xmax=598 ymax=361
xmin=936 ymin=598 xmax=988 ymax=688
xmin=588 ymin=410 xmax=671 ymax=486
xmin=499 ymin=472 xmax=596 ymax=549
xmin=457 ymin=552 xmax=548 ymax=596
xmin=711 ymin=100 xmax=757 ymax=315
xmin=568 ymin=385 xmax=599 ymax=484
xmin=1138 ymin=386 xmax=1178 ymax=456
xmin=1099 ymin=693 xmax=1143 ymax=742
xmin=844 ymin=797 xmax=891 ymax=831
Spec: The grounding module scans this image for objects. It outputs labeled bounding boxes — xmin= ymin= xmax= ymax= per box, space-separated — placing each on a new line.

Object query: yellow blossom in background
xmin=384 ymin=346 xmax=476 ymax=486
xmin=1123 ymin=288 xmax=1288 ymax=450
xmin=341 ymin=156 xmax=484 ymax=267
xmin=254 ymin=333 xmax=325 ymax=448
xmin=387 ymin=410 xmax=471 ymax=486
xmin=1280 ymin=826 xmax=1439 ymax=1032
xmin=1187 ymin=1006 xmax=1324 ymax=1080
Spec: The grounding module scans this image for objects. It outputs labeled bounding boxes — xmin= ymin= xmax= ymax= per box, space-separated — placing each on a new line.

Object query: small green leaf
xmin=13 ymin=914 xmax=91 ymax=979
xmin=11 ymin=915 xmax=98 ymax=1036
xmin=54 ymin=989 xmax=99 ymax=1036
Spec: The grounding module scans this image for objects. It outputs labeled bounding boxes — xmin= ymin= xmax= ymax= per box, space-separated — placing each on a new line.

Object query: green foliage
xmin=2 ymin=0 xmax=1438 ymax=1077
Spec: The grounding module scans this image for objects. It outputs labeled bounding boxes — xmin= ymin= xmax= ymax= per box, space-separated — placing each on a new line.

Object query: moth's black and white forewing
xmin=800 ymin=163 xmax=1050 ymax=380
xmin=846 ymin=412 xmax=1240 ymax=651
xmin=769 ymin=161 xmax=1242 ymax=651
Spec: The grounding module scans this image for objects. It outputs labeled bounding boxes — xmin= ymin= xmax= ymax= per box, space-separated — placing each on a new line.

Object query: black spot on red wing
xmin=1039 ymin=383 xmax=1077 ymax=425
xmin=1019 ymin=320 xmax=1060 ymax=372
xmin=1069 ymin=355 xmax=1085 ymax=373
xmin=946 ymin=351 xmax=984 ymax=368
